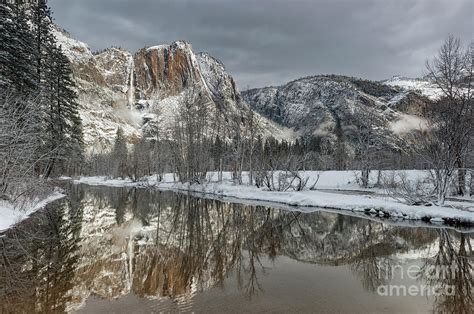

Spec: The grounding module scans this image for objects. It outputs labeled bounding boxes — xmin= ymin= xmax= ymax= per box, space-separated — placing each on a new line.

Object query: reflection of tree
xmin=349 ymin=222 xmax=394 ymax=292
xmin=0 ymin=197 xmax=82 ymax=313
xmin=418 ymin=230 xmax=473 ymax=314
xmin=240 ymin=206 xmax=265 ymax=297
xmin=114 ymin=188 xmax=130 ymax=225
xmin=131 ymin=197 xmax=278 ymax=299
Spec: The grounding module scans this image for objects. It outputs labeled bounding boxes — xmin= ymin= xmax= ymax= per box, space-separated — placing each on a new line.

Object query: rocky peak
xmin=196 ymin=52 xmax=242 ymax=113
xmin=52 ymin=26 xmax=93 ymax=64
xmin=94 ymin=47 xmax=133 ymax=95
xmin=134 ymin=40 xmax=204 ymax=99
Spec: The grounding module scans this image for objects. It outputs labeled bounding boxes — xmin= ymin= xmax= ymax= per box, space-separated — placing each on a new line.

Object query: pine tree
xmin=43 ymin=46 xmax=84 ymax=177
xmin=25 ymin=0 xmax=84 ymax=177
xmin=112 ymin=127 xmax=128 ymax=179
xmin=0 ymin=1 xmax=37 ymax=92
xmin=30 ymin=0 xmax=55 ymax=87
xmin=28 ymin=0 xmax=58 ymax=176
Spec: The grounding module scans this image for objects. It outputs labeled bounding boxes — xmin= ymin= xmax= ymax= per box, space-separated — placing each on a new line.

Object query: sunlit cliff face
xmin=134 ymin=42 xmax=203 ymax=99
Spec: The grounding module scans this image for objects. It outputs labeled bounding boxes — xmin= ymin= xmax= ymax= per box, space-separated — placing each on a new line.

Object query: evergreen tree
xmin=23 ymin=0 xmax=85 ymax=177
xmin=0 ymin=1 xmax=37 ymax=92
xmin=43 ymin=46 xmax=84 ymax=177
xmin=30 ymin=0 xmax=55 ymax=87
xmin=112 ymin=127 xmax=128 ymax=179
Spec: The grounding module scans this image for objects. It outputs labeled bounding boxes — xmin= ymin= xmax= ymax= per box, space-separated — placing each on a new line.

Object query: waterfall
xmin=127 ymin=55 xmax=135 ymax=107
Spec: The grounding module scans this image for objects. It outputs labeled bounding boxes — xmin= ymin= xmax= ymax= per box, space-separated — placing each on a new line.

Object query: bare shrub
xmin=0 ymin=91 xmax=53 ymax=207
xmin=381 ymin=171 xmax=434 ymax=205
xmin=260 ymin=154 xmax=312 ymax=191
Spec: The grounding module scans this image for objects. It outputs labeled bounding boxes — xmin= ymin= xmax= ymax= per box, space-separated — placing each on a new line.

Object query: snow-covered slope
xmin=383 ymin=76 xmax=443 ymax=100
xmin=54 ymin=29 xmax=294 ymax=152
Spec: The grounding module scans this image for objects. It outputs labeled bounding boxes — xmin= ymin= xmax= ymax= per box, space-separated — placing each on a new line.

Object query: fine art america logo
xmin=376 ymin=264 xmax=455 ymax=297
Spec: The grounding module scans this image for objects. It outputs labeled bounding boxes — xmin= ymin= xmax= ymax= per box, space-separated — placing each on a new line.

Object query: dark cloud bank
xmin=49 ymin=0 xmax=473 ymax=88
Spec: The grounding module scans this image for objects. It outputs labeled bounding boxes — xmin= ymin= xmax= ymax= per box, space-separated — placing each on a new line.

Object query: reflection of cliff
xmin=62 ymin=186 xmax=449 ymax=308
xmin=0 ymin=185 xmax=471 ymax=313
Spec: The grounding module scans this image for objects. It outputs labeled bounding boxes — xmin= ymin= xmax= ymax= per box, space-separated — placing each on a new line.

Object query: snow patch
xmin=0 ymin=191 xmax=66 ymax=231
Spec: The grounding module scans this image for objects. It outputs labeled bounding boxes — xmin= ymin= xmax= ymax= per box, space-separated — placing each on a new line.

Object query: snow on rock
xmin=94 ymin=47 xmax=134 ymax=95
xmin=53 ymin=27 xmax=93 ymax=64
xmin=383 ymin=76 xmax=443 ymax=100
xmin=52 ymin=28 xmax=142 ymax=152
xmin=242 ymin=75 xmax=430 ymax=149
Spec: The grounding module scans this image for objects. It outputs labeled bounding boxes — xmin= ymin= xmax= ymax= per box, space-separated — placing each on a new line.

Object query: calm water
xmin=0 ymin=184 xmax=472 ymax=313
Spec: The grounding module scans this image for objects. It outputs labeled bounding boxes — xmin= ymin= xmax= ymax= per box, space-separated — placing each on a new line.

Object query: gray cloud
xmin=49 ymin=0 xmax=473 ymax=88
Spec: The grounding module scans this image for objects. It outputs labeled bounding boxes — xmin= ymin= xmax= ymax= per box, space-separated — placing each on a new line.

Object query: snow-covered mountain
xmin=242 ymin=75 xmax=431 ymax=149
xmin=53 ymin=29 xmax=294 ymax=152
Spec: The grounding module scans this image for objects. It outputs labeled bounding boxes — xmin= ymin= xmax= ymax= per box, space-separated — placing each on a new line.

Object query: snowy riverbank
xmin=0 ymin=191 xmax=66 ymax=232
xmin=71 ymin=171 xmax=474 ymax=226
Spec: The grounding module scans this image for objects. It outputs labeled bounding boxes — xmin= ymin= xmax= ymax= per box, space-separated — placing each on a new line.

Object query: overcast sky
xmin=49 ymin=0 xmax=473 ymax=89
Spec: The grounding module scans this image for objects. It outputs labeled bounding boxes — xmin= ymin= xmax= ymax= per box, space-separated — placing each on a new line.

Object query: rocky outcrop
xmin=134 ymin=41 xmax=203 ymax=99
xmin=383 ymin=75 xmax=443 ymax=100
xmin=54 ymin=24 xmax=431 ymax=154
xmin=53 ymin=29 xmax=141 ymax=151
xmin=196 ymin=52 xmax=242 ymax=113
xmin=94 ymin=47 xmax=133 ymax=94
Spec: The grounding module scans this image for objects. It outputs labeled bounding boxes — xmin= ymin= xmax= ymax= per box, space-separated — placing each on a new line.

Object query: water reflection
xmin=0 ymin=184 xmax=472 ymax=313
xmin=418 ymin=230 xmax=473 ymax=314
xmin=1 ymin=194 xmax=83 ymax=313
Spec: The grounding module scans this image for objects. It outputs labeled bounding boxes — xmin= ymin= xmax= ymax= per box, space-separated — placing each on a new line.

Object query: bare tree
xmin=172 ymin=87 xmax=214 ymax=183
xmin=130 ymin=138 xmax=153 ymax=182
xmin=348 ymin=109 xmax=391 ymax=188
xmin=245 ymin=109 xmax=262 ymax=186
xmin=425 ymin=36 xmax=473 ymax=196
xmin=0 ymin=91 xmax=50 ymax=203
xmin=411 ymin=98 xmax=472 ymax=204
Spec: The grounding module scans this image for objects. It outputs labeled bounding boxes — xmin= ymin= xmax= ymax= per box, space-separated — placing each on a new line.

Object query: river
xmin=0 ymin=183 xmax=472 ymax=313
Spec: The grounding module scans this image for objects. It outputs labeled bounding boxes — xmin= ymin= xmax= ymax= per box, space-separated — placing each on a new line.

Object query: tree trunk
xmin=456 ymin=159 xmax=466 ymax=196
xmin=44 ymin=157 xmax=56 ymax=178
xmin=361 ymin=169 xmax=370 ymax=188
